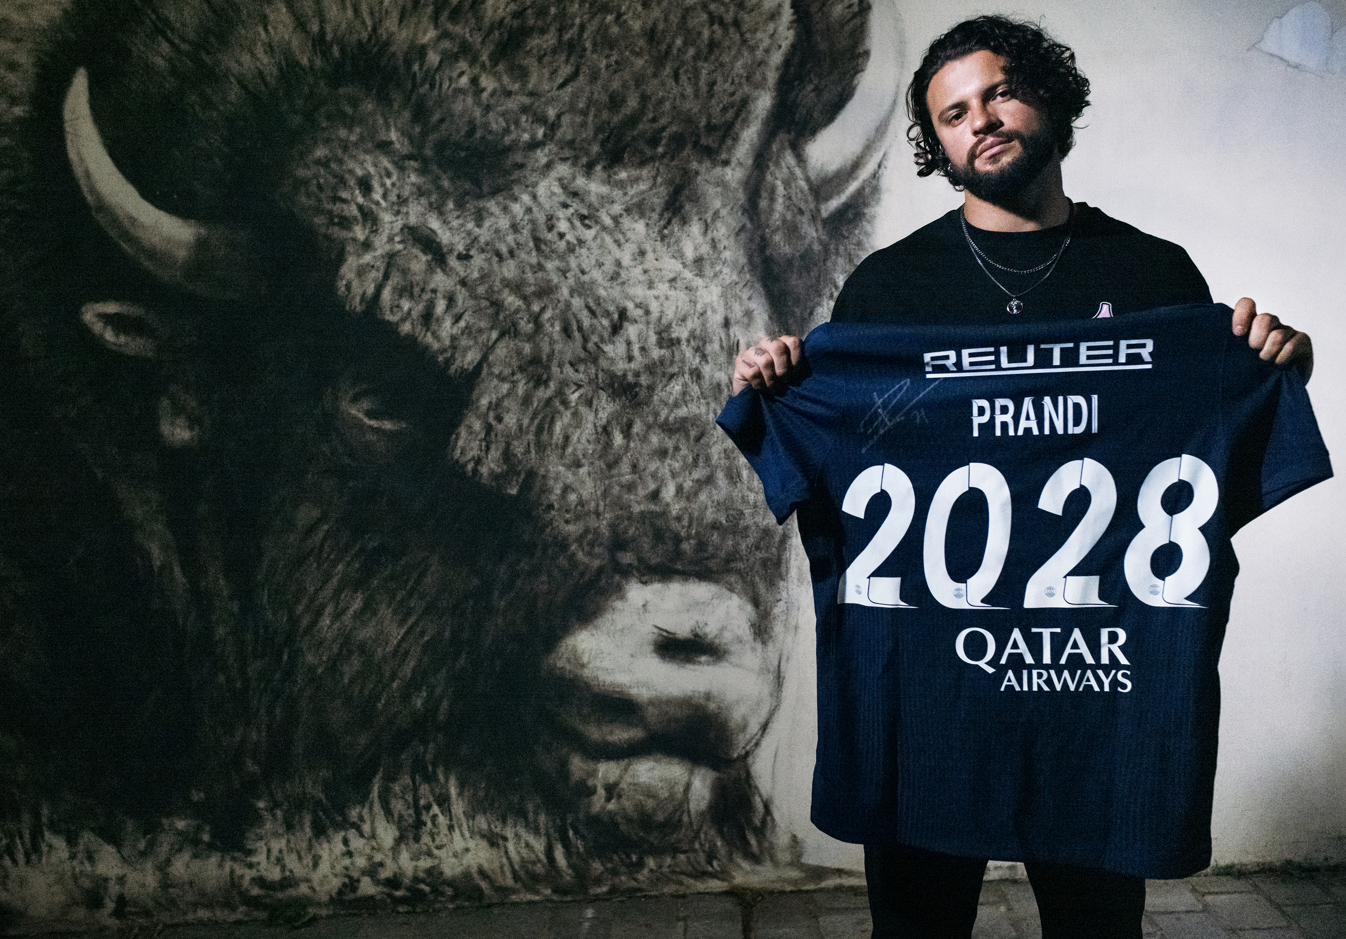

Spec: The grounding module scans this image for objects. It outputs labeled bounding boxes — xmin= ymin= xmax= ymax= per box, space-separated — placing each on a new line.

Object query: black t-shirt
xmin=832 ymin=204 xmax=1212 ymax=325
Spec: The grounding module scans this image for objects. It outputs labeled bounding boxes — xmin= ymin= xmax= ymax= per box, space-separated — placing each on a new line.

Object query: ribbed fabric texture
xmin=718 ymin=306 xmax=1331 ymax=877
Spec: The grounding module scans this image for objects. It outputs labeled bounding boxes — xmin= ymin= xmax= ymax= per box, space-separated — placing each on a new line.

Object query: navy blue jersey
xmin=717 ymin=304 xmax=1331 ymax=878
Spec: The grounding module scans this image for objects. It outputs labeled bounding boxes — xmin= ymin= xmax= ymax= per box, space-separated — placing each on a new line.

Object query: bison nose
xmin=545 ymin=581 xmax=780 ymax=765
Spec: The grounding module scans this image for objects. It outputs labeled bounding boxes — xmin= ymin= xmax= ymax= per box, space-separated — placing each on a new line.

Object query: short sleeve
xmin=828 ymin=258 xmax=870 ymax=324
xmin=1156 ymin=245 xmax=1213 ymax=306
xmin=1220 ymin=339 xmax=1332 ymax=530
xmin=717 ymin=387 xmax=834 ymax=524
xmin=1252 ymin=370 xmax=1332 ymax=512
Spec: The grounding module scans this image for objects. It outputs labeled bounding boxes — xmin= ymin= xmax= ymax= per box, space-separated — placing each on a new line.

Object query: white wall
xmin=766 ymin=0 xmax=1346 ymax=874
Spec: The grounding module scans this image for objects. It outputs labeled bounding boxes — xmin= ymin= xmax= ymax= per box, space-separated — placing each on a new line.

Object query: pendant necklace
xmin=960 ymin=204 xmax=1074 ymax=315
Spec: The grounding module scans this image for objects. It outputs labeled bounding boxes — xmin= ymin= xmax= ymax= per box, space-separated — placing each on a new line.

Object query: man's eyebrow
xmin=937 ymin=99 xmax=968 ymax=121
xmin=937 ymin=80 xmax=1013 ymax=122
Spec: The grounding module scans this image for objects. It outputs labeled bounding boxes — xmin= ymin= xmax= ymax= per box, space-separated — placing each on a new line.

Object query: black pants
xmin=864 ymin=843 xmax=1145 ymax=939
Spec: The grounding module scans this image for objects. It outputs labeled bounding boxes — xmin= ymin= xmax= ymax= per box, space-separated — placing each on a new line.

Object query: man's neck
xmin=961 ymin=160 xmax=1072 ymax=231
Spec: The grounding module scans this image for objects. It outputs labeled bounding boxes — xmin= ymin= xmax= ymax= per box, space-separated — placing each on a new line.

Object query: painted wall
xmin=0 ymin=0 xmax=1341 ymax=930
xmin=0 ymin=0 xmax=886 ymax=927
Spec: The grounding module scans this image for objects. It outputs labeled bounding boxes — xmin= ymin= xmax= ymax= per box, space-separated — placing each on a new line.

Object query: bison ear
xmin=79 ymin=302 xmax=203 ymax=446
xmin=80 ymin=300 xmax=162 ymax=359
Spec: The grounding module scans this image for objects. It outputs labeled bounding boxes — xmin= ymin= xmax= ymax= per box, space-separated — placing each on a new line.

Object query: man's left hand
xmin=1232 ymin=297 xmax=1313 ymax=382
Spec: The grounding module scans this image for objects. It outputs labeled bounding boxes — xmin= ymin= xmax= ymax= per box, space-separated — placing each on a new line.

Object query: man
xmin=729 ymin=15 xmax=1316 ymax=939
xmin=734 ymin=16 xmax=1310 ymax=396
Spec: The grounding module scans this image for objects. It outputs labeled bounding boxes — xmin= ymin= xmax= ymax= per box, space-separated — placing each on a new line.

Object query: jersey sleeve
xmin=1220 ymin=335 xmax=1332 ymax=531
xmin=717 ymin=387 xmax=832 ymax=524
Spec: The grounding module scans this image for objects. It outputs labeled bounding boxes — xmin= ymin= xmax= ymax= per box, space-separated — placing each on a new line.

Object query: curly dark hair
xmin=906 ymin=16 xmax=1091 ymax=181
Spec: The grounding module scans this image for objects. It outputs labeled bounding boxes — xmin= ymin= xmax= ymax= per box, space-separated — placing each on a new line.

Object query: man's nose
xmin=970 ymin=103 xmax=1001 ymax=135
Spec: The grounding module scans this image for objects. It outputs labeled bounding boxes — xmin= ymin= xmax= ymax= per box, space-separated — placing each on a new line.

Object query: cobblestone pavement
xmin=160 ymin=868 xmax=1346 ymax=939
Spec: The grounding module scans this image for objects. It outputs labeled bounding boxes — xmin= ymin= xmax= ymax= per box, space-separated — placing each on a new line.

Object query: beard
xmin=948 ymin=124 xmax=1058 ymax=207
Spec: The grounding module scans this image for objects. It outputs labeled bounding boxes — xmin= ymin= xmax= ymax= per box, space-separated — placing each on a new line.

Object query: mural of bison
xmin=0 ymin=0 xmax=900 ymax=924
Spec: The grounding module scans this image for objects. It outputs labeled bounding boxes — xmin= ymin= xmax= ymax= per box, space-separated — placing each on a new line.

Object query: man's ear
xmin=80 ymin=300 xmax=161 ymax=359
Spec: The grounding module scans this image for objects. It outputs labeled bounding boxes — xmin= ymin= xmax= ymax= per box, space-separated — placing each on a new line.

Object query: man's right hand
xmin=731 ymin=336 xmax=802 ymax=395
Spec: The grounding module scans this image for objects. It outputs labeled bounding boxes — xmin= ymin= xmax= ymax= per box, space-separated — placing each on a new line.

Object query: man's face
xmin=926 ymin=50 xmax=1058 ymax=206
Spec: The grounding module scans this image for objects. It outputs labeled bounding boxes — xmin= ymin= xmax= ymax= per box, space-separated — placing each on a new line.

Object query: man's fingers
xmin=753 ymin=346 xmax=781 ymax=387
xmin=763 ymin=340 xmax=795 ymax=381
xmin=1230 ymin=306 xmax=1314 ymax=381
xmin=732 ymin=345 xmax=778 ymax=394
xmin=1242 ymin=308 xmax=1292 ymax=357
xmin=1269 ymin=329 xmax=1311 ymax=369
xmin=731 ymin=346 xmax=765 ymax=395
xmin=732 ymin=336 xmax=802 ymax=394
xmin=1249 ymin=311 xmax=1283 ymax=354
xmin=1231 ymin=297 xmax=1256 ymax=336
xmin=1269 ymin=332 xmax=1295 ymax=364
xmin=1285 ymin=333 xmax=1314 ymax=380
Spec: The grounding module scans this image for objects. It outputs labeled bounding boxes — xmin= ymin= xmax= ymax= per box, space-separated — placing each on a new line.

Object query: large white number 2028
xmin=838 ymin=455 xmax=1218 ymax=610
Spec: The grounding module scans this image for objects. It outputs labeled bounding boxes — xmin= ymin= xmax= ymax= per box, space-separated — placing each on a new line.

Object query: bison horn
xmin=802 ymin=0 xmax=903 ymax=216
xmin=63 ymin=68 xmax=265 ymax=301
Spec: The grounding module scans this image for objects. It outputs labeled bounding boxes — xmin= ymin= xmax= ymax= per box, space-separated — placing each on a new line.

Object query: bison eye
xmin=340 ymin=387 xmax=410 ymax=433
xmin=329 ymin=380 xmax=420 ymax=463
xmin=326 ymin=347 xmax=473 ymax=468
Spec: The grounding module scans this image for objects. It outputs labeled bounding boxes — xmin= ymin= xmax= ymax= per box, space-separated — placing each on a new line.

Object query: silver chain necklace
xmin=960 ymin=205 xmax=1074 ymax=315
